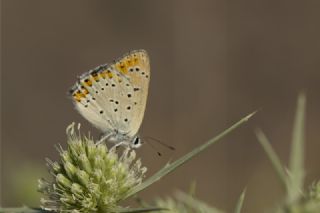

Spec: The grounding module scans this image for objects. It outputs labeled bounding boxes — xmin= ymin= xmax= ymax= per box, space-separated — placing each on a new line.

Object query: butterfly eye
xmin=129 ymin=67 xmax=134 ymax=72
xmin=134 ymin=137 xmax=140 ymax=145
xmin=132 ymin=136 xmax=142 ymax=148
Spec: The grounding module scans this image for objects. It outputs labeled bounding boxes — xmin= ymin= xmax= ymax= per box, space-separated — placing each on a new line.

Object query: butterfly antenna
xmin=142 ymin=137 xmax=162 ymax=157
xmin=145 ymin=136 xmax=176 ymax=151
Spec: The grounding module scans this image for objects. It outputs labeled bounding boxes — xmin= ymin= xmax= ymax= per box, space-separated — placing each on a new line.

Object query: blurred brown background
xmin=1 ymin=0 xmax=320 ymax=212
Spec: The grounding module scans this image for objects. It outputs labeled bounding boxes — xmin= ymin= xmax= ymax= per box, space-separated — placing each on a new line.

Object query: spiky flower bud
xmin=38 ymin=123 xmax=147 ymax=213
xmin=309 ymin=181 xmax=320 ymax=202
xmin=278 ymin=181 xmax=320 ymax=213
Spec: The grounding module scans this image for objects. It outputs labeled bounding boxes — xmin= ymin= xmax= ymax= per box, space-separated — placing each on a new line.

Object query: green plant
xmin=152 ymin=188 xmax=246 ymax=213
xmin=39 ymin=123 xmax=148 ymax=212
xmin=0 ymin=111 xmax=255 ymax=213
xmin=2 ymin=92 xmax=318 ymax=213
xmin=255 ymin=93 xmax=320 ymax=213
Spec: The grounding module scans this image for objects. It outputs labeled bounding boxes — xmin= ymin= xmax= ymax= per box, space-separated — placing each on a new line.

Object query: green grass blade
xmin=255 ymin=129 xmax=288 ymax=191
xmin=125 ymin=111 xmax=257 ymax=199
xmin=0 ymin=207 xmax=166 ymax=213
xmin=188 ymin=181 xmax=197 ymax=197
xmin=287 ymin=92 xmax=306 ymax=203
xmin=116 ymin=207 xmax=167 ymax=212
xmin=176 ymin=191 xmax=224 ymax=213
xmin=234 ymin=188 xmax=246 ymax=213
xmin=0 ymin=207 xmax=48 ymax=213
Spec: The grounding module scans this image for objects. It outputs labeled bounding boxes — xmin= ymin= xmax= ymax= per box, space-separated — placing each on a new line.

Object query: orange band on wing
xmin=84 ymin=78 xmax=92 ymax=87
xmin=73 ymin=90 xmax=87 ymax=102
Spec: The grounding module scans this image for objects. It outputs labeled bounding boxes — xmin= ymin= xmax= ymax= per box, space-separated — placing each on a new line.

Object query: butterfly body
xmin=69 ymin=50 xmax=150 ymax=148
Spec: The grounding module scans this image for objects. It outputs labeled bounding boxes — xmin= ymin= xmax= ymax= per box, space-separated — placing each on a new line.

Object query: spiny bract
xmin=38 ymin=123 xmax=147 ymax=213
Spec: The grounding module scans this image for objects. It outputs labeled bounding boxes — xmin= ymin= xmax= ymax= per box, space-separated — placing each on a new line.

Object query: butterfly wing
xmin=69 ymin=50 xmax=150 ymax=138
xmin=112 ymin=49 xmax=150 ymax=137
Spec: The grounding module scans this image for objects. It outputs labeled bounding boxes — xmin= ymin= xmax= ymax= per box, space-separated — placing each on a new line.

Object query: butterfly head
xmin=106 ymin=133 xmax=142 ymax=149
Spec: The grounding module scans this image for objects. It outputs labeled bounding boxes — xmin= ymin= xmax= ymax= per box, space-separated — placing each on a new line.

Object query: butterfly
xmin=69 ymin=50 xmax=150 ymax=148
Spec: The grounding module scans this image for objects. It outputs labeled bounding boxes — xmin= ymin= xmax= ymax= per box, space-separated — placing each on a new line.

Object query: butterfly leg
xmin=96 ymin=132 xmax=113 ymax=145
xmin=110 ymin=141 xmax=131 ymax=151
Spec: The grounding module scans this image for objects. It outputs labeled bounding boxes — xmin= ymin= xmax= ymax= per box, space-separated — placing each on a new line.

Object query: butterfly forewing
xmin=70 ymin=50 xmax=150 ymax=139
